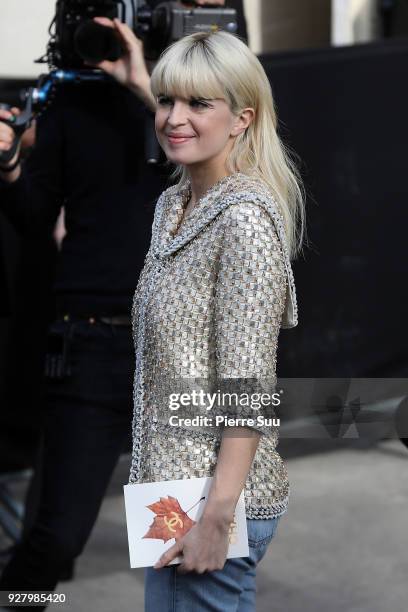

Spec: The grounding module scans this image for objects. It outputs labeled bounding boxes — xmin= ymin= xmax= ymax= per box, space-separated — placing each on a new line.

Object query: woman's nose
xmin=166 ymin=101 xmax=189 ymax=126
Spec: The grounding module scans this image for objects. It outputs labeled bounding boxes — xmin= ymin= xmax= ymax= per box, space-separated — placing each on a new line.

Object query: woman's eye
xmin=190 ymin=99 xmax=209 ymax=108
xmin=157 ymin=96 xmax=173 ymax=106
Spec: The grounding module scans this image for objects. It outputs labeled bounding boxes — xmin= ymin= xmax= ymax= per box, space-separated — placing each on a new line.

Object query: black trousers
xmin=0 ymin=317 xmax=134 ymax=604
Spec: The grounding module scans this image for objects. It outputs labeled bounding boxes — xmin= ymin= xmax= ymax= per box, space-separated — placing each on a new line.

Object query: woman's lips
xmin=167 ymin=134 xmax=195 ymax=145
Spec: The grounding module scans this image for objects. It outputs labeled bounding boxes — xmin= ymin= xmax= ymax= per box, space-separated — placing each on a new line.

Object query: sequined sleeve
xmin=214 ymin=202 xmax=287 ymax=435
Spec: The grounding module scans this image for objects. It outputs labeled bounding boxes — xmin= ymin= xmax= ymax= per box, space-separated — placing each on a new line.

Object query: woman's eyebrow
xmin=190 ymin=96 xmax=214 ymax=101
xmin=156 ymin=94 xmax=216 ymax=103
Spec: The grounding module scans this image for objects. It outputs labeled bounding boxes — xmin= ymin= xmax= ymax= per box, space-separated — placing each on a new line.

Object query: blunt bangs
xmin=150 ymin=38 xmax=228 ymax=103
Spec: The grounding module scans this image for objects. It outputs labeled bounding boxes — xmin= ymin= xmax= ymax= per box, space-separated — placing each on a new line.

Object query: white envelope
xmin=123 ymin=476 xmax=249 ymax=568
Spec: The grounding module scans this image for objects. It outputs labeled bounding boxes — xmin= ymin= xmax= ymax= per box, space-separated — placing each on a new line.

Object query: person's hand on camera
xmin=90 ymin=17 xmax=156 ymax=111
xmin=0 ymin=107 xmax=22 ymax=181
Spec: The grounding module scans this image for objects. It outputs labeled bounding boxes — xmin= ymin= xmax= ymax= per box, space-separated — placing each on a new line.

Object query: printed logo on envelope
xmin=143 ymin=495 xmax=201 ymax=542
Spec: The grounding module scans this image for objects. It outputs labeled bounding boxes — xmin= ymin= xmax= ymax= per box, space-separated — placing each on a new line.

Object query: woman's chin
xmin=166 ymin=153 xmax=199 ymax=166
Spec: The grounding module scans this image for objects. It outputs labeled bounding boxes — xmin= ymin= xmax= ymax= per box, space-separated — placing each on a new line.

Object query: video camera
xmin=43 ymin=0 xmax=238 ymax=67
xmin=0 ymin=1 xmax=237 ymax=166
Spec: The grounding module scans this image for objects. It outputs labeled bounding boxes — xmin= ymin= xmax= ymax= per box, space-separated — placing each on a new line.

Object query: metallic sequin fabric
xmin=129 ymin=173 xmax=298 ymax=519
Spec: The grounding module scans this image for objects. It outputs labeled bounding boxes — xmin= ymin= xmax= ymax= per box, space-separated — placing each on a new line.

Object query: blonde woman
xmin=96 ymin=17 xmax=304 ymax=612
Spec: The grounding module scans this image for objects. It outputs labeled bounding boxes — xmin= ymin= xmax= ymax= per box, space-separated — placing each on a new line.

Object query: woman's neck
xmin=187 ymin=161 xmax=232 ymax=206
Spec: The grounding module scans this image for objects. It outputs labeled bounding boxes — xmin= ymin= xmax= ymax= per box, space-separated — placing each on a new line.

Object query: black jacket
xmin=0 ymin=81 xmax=168 ymax=316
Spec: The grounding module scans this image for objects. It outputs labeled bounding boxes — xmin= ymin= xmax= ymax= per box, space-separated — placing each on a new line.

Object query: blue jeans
xmin=144 ymin=516 xmax=282 ymax=612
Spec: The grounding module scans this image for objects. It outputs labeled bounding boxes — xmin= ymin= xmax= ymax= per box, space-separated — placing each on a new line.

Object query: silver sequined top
xmin=129 ymin=172 xmax=298 ymax=519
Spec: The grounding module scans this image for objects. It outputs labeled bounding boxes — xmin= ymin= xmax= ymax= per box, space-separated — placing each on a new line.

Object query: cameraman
xmin=0 ymin=0 xmax=229 ymax=603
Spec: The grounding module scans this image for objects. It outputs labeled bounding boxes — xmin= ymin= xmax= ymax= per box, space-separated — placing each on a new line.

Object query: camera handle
xmin=0 ymin=70 xmax=161 ymax=166
xmin=0 ymin=70 xmax=107 ymax=167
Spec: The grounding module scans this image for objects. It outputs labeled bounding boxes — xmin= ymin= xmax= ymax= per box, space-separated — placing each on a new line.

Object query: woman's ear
xmin=231 ymin=108 xmax=255 ymax=137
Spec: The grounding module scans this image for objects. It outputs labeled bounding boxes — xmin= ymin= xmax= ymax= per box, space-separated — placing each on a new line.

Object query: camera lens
xmin=74 ymin=20 xmax=122 ymax=63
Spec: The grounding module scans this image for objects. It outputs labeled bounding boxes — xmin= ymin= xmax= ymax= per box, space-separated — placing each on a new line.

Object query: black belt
xmin=100 ymin=315 xmax=132 ymax=326
xmin=62 ymin=314 xmax=132 ymax=327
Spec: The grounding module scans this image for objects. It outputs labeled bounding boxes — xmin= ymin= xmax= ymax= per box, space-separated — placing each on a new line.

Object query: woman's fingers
xmin=176 ymin=560 xmax=196 ymax=575
xmin=153 ymin=540 xmax=183 ymax=569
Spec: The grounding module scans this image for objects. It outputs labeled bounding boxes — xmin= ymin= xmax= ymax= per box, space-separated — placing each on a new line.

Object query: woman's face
xmin=155 ymin=94 xmax=242 ymax=169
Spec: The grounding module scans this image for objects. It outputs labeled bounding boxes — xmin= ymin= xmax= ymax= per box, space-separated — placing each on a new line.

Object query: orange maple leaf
xmin=143 ymin=495 xmax=196 ymax=543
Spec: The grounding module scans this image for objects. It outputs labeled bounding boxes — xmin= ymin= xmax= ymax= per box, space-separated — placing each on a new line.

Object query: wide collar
xmin=150 ymin=172 xmax=299 ymax=328
xmin=158 ymin=174 xmax=240 ymax=254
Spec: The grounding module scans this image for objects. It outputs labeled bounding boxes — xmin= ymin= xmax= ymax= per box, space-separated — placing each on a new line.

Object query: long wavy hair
xmin=150 ymin=31 xmax=305 ymax=259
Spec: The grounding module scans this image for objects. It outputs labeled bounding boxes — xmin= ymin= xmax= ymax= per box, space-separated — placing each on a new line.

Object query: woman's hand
xmin=90 ymin=17 xmax=156 ymax=111
xmin=154 ymin=429 xmax=260 ymax=574
xmin=154 ymin=513 xmax=231 ymax=574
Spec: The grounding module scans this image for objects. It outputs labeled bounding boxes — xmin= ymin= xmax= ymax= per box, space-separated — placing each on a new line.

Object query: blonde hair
xmin=150 ymin=31 xmax=305 ymax=258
